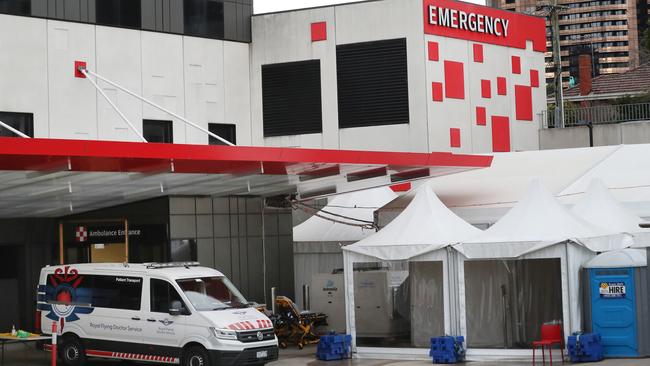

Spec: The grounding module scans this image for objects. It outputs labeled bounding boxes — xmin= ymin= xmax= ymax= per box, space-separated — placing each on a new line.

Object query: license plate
xmin=256 ymin=350 xmax=268 ymax=359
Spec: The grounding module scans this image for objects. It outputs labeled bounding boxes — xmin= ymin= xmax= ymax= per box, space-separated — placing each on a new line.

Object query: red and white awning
xmin=0 ymin=137 xmax=492 ymax=217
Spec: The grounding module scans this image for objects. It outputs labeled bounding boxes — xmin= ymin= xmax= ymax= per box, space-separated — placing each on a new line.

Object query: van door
xmin=81 ymin=275 xmax=145 ymax=351
xmin=141 ymin=277 xmax=187 ymax=359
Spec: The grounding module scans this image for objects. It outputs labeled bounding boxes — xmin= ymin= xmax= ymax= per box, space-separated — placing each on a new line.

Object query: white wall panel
xmin=95 ymin=26 xmax=143 ymax=142
xmin=47 ymin=20 xmax=97 ymax=139
xmin=0 ymin=15 xmax=49 ymax=137
xmin=141 ymin=31 xmax=185 ymax=143
xmin=224 ymin=42 xmax=252 ymax=146
xmin=183 ymin=36 xmax=225 ymax=145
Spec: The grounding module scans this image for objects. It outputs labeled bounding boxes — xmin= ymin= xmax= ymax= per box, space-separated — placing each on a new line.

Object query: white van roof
xmin=41 ymin=262 xmax=225 ymax=280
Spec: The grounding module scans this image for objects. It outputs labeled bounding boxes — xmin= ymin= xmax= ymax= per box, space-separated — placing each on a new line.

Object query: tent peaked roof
xmin=456 ymin=179 xmax=628 ymax=258
xmin=293 ymin=187 xmax=397 ymax=243
xmin=343 ymin=186 xmax=482 ymax=260
xmin=572 ymin=178 xmax=644 ymax=234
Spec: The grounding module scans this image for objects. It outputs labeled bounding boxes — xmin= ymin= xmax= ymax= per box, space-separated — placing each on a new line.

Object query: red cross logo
xmin=75 ymin=226 xmax=88 ymax=243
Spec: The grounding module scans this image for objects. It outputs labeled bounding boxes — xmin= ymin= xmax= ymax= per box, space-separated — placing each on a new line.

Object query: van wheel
xmin=183 ymin=346 xmax=211 ymax=366
xmin=60 ymin=335 xmax=86 ymax=366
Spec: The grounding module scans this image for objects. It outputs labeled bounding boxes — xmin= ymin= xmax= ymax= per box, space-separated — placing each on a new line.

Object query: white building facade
xmin=0 ymin=0 xmax=546 ymax=152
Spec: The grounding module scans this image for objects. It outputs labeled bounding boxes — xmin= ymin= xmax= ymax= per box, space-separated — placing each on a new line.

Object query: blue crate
xmin=429 ymin=336 xmax=465 ymax=364
xmin=567 ymin=333 xmax=604 ymax=362
xmin=316 ymin=334 xmax=352 ymax=361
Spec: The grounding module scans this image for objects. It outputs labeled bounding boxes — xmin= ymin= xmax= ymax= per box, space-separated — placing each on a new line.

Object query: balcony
xmin=543 ymin=102 xmax=650 ymax=128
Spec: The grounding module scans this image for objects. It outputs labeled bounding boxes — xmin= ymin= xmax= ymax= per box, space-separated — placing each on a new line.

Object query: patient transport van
xmin=36 ymin=262 xmax=278 ymax=366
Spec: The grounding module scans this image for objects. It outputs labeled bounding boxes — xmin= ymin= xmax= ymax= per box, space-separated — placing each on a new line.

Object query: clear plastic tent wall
xmin=342 ymin=186 xmax=481 ymax=359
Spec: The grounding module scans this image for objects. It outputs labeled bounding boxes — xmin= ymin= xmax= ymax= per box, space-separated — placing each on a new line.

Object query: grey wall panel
xmin=87 ymin=0 xmax=94 ymax=22
xmin=169 ymin=0 xmax=183 ymax=34
xmin=279 ymin=212 xmax=292 ymax=235
xmin=223 ymin=1 xmax=237 ymax=41
xmin=230 ymin=237 xmax=240 ymax=285
xmin=247 ymin=237 xmax=264 ymax=302
xmin=79 ymin=0 xmax=87 ymax=22
xmin=197 ymin=237 xmax=215 ymax=268
xmin=264 ymin=235 xmax=280 ymax=305
xmin=31 ymin=0 xmax=48 ymax=17
xmin=214 ymin=237 xmax=232 ymax=276
xmin=246 ymin=197 xmax=262 ymax=213
xmin=162 ymin=0 xmax=170 ymax=32
xmin=246 ymin=214 xmax=262 ymax=236
xmin=278 ymin=234 xmax=294 ymax=299
xmin=213 ymin=215 xmax=230 ymax=237
xmin=155 ymin=0 xmax=163 ymax=31
xmin=170 ymin=196 xmax=195 ymax=214
xmin=212 ymin=197 xmax=230 ymax=214
xmin=196 ymin=214 xmax=213 ymax=238
xmin=47 ymin=0 xmax=56 ymax=17
xmin=264 ymin=213 xmax=278 ymax=236
xmin=228 ymin=214 xmax=239 ymax=236
xmin=64 ymin=0 xmax=80 ymax=20
xmin=196 ymin=197 xmax=212 ymax=214
xmin=141 ymin=0 xmax=157 ymax=30
xmin=636 ymin=267 xmax=650 ymax=356
xmin=55 ymin=0 xmax=64 ymax=17
xmin=239 ymin=236 xmax=249 ymax=294
xmin=170 ymin=214 xmax=197 ymax=238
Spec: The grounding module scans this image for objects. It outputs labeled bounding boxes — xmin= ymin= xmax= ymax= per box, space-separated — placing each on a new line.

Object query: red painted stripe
xmin=245 ymin=321 xmax=255 ymax=329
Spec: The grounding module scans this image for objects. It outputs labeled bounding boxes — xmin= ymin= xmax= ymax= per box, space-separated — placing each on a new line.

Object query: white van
xmin=36 ymin=262 xmax=278 ymax=366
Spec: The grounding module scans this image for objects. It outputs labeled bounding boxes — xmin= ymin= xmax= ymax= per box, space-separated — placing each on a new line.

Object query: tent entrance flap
xmin=464 ymin=258 xmax=563 ymax=348
xmin=353 ymin=260 xmax=444 ymax=348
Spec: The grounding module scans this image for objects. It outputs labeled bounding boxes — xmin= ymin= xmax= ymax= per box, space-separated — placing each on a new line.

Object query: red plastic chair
xmin=532 ymin=324 xmax=565 ymax=365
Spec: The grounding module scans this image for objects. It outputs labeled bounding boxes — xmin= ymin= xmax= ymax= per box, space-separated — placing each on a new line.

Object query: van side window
xmin=150 ymin=278 xmax=185 ymax=313
xmin=44 ymin=274 xmax=142 ymax=311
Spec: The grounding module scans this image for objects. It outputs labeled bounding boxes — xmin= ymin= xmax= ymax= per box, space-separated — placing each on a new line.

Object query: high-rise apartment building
xmin=488 ymin=0 xmax=649 ymax=88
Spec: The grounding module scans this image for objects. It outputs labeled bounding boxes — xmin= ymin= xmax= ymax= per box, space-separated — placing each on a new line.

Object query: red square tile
xmin=491 ymin=116 xmax=511 ymax=152
xmin=497 ymin=77 xmax=507 ymax=95
xmin=74 ymin=60 xmax=87 ymax=78
xmin=476 ymin=106 xmax=486 ymax=126
xmin=311 ymin=22 xmax=327 ymax=42
xmin=511 ymin=55 xmax=521 ymax=74
xmin=450 ymin=128 xmax=461 ymax=148
xmin=428 ymin=41 xmax=439 ymax=61
xmin=444 ymin=60 xmax=465 ymax=99
xmin=530 ymin=69 xmax=539 ymax=87
xmin=473 ymin=44 xmax=483 ymax=63
xmin=432 ymin=82 xmax=443 ymax=102
xmin=481 ymin=79 xmax=491 ymax=98
xmin=515 ymin=85 xmax=533 ymax=121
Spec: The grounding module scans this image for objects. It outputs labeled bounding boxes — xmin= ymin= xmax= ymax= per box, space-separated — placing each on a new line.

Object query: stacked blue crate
xmin=567 ymin=333 xmax=604 ymax=362
xmin=316 ymin=334 xmax=352 ymax=361
xmin=429 ymin=336 xmax=466 ymax=364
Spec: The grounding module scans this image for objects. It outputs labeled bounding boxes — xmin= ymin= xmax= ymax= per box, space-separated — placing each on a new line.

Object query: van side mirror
xmin=169 ymin=300 xmax=183 ymax=316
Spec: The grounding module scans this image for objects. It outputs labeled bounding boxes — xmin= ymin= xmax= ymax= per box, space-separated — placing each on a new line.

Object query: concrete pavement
xmin=2 ymin=342 xmax=650 ymax=365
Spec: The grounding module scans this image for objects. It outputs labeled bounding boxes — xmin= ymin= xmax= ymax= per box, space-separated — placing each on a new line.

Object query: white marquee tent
xmin=571 ymin=179 xmax=650 ymax=248
xmin=342 ymin=186 xmax=482 ymax=358
xmin=292 ymin=186 xmax=397 ymax=308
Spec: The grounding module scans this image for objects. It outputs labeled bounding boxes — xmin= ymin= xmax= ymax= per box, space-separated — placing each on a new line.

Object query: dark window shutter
xmin=336 ymin=38 xmax=409 ymax=129
xmin=262 ymin=60 xmax=323 ymax=137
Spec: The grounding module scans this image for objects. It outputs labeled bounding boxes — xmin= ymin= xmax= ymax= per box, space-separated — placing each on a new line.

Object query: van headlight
xmin=210 ymin=327 xmax=237 ymax=340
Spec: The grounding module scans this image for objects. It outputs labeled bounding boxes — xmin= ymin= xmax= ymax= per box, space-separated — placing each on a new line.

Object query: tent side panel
xmin=636 ymin=266 xmax=650 ymax=356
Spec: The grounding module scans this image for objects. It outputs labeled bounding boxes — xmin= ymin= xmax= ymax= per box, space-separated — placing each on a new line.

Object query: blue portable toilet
xmin=582 ymin=249 xmax=650 ymax=357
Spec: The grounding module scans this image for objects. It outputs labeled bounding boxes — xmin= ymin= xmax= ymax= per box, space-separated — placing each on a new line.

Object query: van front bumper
xmin=209 ymin=345 xmax=279 ymax=365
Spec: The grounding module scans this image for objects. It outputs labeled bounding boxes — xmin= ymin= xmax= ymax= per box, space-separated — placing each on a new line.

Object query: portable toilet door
xmin=588 ymin=267 xmax=638 ymax=357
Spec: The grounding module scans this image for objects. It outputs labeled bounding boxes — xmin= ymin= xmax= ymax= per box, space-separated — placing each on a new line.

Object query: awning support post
xmin=78 ymin=65 xmax=235 ymax=146
xmin=80 ymin=69 xmax=148 ymax=143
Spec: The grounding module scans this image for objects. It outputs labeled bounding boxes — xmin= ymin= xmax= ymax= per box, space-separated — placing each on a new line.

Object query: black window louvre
xmin=96 ymin=0 xmax=142 ymax=28
xmin=208 ymin=123 xmax=236 ymax=145
xmin=262 ymin=60 xmax=323 ymax=137
xmin=336 ymin=38 xmax=410 ymax=129
xmin=0 ymin=111 xmax=34 ymax=137
xmin=143 ymin=119 xmax=173 ymax=144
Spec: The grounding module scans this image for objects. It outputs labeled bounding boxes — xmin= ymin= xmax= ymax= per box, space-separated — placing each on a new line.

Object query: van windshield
xmin=176 ymin=276 xmax=248 ymax=311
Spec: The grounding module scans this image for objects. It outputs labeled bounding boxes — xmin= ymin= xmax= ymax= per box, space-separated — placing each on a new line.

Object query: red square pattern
xmin=432 ymin=82 xmax=443 ymax=102
xmin=444 ymin=60 xmax=465 ymax=99
xmin=450 ymin=128 xmax=461 ymax=148
xmin=311 ymin=22 xmax=327 ymax=42
xmin=515 ymin=85 xmax=533 ymax=121
xmin=481 ymin=79 xmax=491 ymax=98
xmin=497 ymin=77 xmax=507 ymax=95
xmin=530 ymin=69 xmax=539 ymax=87
xmin=473 ymin=44 xmax=483 ymax=63
xmin=476 ymin=106 xmax=486 ymax=126
xmin=491 ymin=116 xmax=511 ymax=152
xmin=74 ymin=60 xmax=87 ymax=78
xmin=428 ymin=42 xmax=439 ymax=61
xmin=511 ymin=56 xmax=521 ymax=74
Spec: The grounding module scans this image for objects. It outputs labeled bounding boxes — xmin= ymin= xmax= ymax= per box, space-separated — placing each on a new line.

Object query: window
xmin=208 ymin=123 xmax=236 ymax=145
xmin=176 ymin=276 xmax=248 ymax=311
xmin=262 ymin=60 xmax=323 ymax=137
xmin=184 ymin=0 xmax=224 ymax=38
xmin=45 ymin=275 xmax=142 ymax=310
xmin=96 ymin=0 xmax=141 ymax=28
xmin=336 ymin=38 xmax=410 ymax=129
xmin=150 ymin=278 xmax=186 ymax=313
xmin=0 ymin=0 xmax=30 ymax=15
xmin=0 ymin=111 xmax=34 ymax=137
xmin=143 ymin=119 xmax=173 ymax=143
